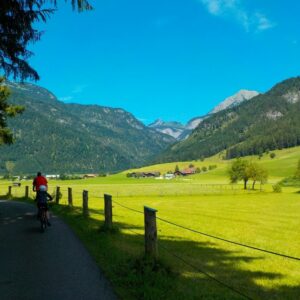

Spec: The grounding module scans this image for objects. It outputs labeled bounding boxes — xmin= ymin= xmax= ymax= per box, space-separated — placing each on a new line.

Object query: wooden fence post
xmin=104 ymin=194 xmax=113 ymax=229
xmin=68 ymin=187 xmax=73 ymax=206
xmin=83 ymin=190 xmax=89 ymax=216
xmin=144 ymin=206 xmax=158 ymax=259
xmin=25 ymin=186 xmax=29 ymax=198
xmin=8 ymin=186 xmax=12 ymax=197
xmin=55 ymin=186 xmax=60 ymax=204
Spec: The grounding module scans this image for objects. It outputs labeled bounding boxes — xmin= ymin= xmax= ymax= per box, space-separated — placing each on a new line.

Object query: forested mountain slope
xmin=156 ymin=77 xmax=300 ymax=162
xmin=0 ymin=82 xmax=175 ymax=174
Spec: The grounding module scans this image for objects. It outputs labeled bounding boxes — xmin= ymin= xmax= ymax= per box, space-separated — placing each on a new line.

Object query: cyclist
xmin=33 ymin=171 xmax=48 ymax=195
xmin=36 ymin=185 xmax=53 ymax=226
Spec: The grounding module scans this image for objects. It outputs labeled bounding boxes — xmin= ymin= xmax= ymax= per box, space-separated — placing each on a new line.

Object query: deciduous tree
xmin=246 ymin=162 xmax=268 ymax=189
xmin=228 ymin=159 xmax=250 ymax=190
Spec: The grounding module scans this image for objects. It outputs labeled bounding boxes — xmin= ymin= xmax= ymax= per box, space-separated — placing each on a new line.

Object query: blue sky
xmin=29 ymin=0 xmax=300 ymax=124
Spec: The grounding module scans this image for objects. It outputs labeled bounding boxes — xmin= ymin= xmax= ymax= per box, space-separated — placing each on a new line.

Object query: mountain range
xmin=0 ymin=82 xmax=175 ymax=174
xmin=155 ymin=77 xmax=300 ymax=163
xmin=149 ymin=90 xmax=260 ymax=140
xmin=1 ymin=76 xmax=299 ymax=174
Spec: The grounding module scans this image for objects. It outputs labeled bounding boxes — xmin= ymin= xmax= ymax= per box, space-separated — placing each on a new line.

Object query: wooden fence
xmin=7 ymin=185 xmax=158 ymax=259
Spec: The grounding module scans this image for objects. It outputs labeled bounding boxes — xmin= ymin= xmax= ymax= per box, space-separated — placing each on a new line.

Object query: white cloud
xmin=201 ymin=0 xmax=236 ymax=15
xmin=255 ymin=13 xmax=275 ymax=31
xmin=199 ymin=0 xmax=275 ymax=32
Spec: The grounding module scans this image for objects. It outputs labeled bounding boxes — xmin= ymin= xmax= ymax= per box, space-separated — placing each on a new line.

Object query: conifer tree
xmin=0 ymin=77 xmax=24 ymax=144
xmin=0 ymin=0 xmax=92 ymax=80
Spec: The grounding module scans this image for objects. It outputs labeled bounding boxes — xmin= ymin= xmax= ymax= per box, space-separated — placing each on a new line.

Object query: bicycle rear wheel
xmin=40 ymin=209 xmax=47 ymax=233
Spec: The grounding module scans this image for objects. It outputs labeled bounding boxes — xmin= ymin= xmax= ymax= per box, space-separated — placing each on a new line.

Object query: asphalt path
xmin=0 ymin=200 xmax=117 ymax=300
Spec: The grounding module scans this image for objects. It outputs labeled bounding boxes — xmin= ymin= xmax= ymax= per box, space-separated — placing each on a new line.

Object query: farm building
xmin=83 ymin=174 xmax=98 ymax=179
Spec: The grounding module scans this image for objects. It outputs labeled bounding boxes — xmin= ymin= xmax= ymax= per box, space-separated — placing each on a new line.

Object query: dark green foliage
xmin=270 ymin=153 xmax=276 ymax=159
xmin=0 ymin=78 xmax=24 ymax=144
xmin=156 ymin=77 xmax=300 ymax=162
xmin=201 ymin=166 xmax=207 ymax=172
xmin=0 ymin=82 xmax=175 ymax=174
xmin=174 ymin=165 xmax=179 ymax=172
xmin=272 ymin=184 xmax=282 ymax=193
xmin=59 ymin=174 xmax=83 ymax=180
xmin=295 ymin=159 xmax=300 ymax=178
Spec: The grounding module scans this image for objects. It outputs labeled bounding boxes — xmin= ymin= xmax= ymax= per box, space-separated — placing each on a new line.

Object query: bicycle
xmin=39 ymin=204 xmax=48 ymax=233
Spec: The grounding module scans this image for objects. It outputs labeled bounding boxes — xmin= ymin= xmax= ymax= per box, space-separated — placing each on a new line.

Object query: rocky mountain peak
xmin=209 ymin=89 xmax=260 ymax=114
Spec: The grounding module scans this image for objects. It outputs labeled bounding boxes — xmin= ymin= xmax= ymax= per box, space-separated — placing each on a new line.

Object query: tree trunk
xmin=244 ymin=180 xmax=248 ymax=190
xmin=252 ymin=180 xmax=256 ymax=190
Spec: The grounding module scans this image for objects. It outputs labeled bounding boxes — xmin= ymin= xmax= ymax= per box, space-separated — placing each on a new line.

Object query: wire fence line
xmin=112 ymin=199 xmax=144 ymax=215
xmin=109 ymin=197 xmax=300 ymax=262
xmin=5 ymin=184 xmax=300 ymax=262
xmin=111 ymin=199 xmax=252 ymax=299
xmin=157 ymin=241 xmax=253 ymax=300
xmin=5 ymin=185 xmax=298 ymax=299
xmin=47 ymin=183 xmax=260 ymax=199
xmin=156 ymin=217 xmax=300 ymax=261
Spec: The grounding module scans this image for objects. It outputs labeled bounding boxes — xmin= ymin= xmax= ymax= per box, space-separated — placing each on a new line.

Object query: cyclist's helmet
xmin=39 ymin=185 xmax=47 ymax=192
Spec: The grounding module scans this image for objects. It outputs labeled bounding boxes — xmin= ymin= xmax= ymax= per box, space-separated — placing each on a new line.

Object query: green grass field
xmin=3 ymin=146 xmax=300 ymax=299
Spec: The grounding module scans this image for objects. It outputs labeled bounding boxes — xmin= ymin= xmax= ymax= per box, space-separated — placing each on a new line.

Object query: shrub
xmin=272 ymin=183 xmax=282 ymax=193
xmin=270 ymin=153 xmax=276 ymax=159
xmin=195 ymin=167 xmax=201 ymax=173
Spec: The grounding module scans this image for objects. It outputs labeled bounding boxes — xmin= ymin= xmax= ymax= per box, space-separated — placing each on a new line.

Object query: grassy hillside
xmin=124 ymin=145 xmax=300 ymax=183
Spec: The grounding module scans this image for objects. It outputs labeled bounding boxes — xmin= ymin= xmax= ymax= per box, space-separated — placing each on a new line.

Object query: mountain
xmin=155 ymin=77 xmax=300 ymax=162
xmin=148 ymin=119 xmax=186 ymax=140
xmin=209 ymin=90 xmax=260 ymax=114
xmin=0 ymin=82 xmax=175 ymax=174
xmin=149 ymin=90 xmax=259 ymax=140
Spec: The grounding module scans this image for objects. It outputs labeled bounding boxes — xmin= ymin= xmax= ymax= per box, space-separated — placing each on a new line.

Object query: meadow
xmin=3 ymin=146 xmax=300 ymax=299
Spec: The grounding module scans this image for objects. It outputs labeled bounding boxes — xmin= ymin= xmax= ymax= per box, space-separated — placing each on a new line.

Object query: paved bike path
xmin=0 ymin=200 xmax=117 ymax=300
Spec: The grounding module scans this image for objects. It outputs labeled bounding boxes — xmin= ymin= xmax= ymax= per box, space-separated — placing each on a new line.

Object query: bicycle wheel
xmin=40 ymin=210 xmax=47 ymax=233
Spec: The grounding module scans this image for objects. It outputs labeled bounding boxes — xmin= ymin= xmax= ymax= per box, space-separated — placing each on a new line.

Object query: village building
xmin=46 ymin=174 xmax=60 ymax=179
xmin=83 ymin=174 xmax=98 ymax=179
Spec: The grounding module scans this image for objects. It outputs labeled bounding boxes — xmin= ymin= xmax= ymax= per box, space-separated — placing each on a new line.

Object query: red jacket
xmin=33 ymin=176 xmax=48 ymax=191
